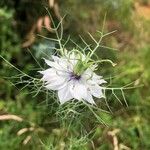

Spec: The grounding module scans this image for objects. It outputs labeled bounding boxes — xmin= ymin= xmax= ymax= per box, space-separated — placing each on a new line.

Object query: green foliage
xmin=0 ymin=7 xmax=20 ymax=59
xmin=0 ymin=0 xmax=150 ymax=150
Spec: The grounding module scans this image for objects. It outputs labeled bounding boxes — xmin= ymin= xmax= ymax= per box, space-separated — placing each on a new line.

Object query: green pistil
xmin=73 ymin=60 xmax=88 ymax=76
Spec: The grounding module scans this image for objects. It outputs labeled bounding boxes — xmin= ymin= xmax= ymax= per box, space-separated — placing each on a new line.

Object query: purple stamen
xmin=69 ymin=72 xmax=81 ymax=80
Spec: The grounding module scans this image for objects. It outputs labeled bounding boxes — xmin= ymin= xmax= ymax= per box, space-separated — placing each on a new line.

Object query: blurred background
xmin=0 ymin=0 xmax=150 ymax=149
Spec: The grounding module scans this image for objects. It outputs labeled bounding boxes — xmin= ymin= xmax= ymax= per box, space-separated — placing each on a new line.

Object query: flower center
xmin=70 ymin=72 xmax=81 ymax=80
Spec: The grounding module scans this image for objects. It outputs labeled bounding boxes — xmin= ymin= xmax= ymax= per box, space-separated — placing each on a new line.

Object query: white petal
xmin=58 ymin=85 xmax=73 ymax=104
xmin=44 ymin=58 xmax=62 ymax=70
xmin=85 ymin=73 xmax=107 ymax=86
xmin=92 ymin=74 xmax=107 ymax=85
xmin=39 ymin=69 xmax=57 ymax=81
xmin=90 ymin=85 xmax=104 ymax=98
xmin=39 ymin=68 xmax=55 ymax=75
xmin=44 ymin=74 xmax=60 ymax=84
xmin=83 ymin=91 xmax=95 ymax=104
xmin=97 ymin=79 xmax=107 ymax=84
xmin=52 ymin=56 xmax=73 ymax=72
xmin=82 ymin=69 xmax=93 ymax=80
xmin=51 ymin=55 xmax=60 ymax=62
xmin=70 ymin=81 xmax=87 ymax=100
xmin=45 ymin=76 xmax=67 ymax=90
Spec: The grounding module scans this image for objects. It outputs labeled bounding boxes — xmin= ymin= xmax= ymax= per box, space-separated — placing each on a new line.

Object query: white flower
xmin=39 ymin=52 xmax=107 ymax=104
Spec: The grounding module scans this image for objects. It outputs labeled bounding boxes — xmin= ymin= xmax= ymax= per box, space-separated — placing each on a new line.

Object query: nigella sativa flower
xmin=39 ymin=51 xmax=107 ymax=104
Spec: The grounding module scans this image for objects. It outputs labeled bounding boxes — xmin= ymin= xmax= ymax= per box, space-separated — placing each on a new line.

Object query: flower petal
xmin=44 ymin=58 xmax=62 ymax=70
xmin=51 ymin=55 xmax=60 ymax=62
xmin=39 ymin=68 xmax=57 ymax=81
xmin=90 ymin=85 xmax=104 ymax=98
xmin=83 ymin=91 xmax=95 ymax=104
xmin=58 ymin=85 xmax=73 ymax=104
xmin=70 ymin=81 xmax=87 ymax=100
xmin=45 ymin=76 xmax=67 ymax=90
xmin=38 ymin=68 xmax=55 ymax=75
